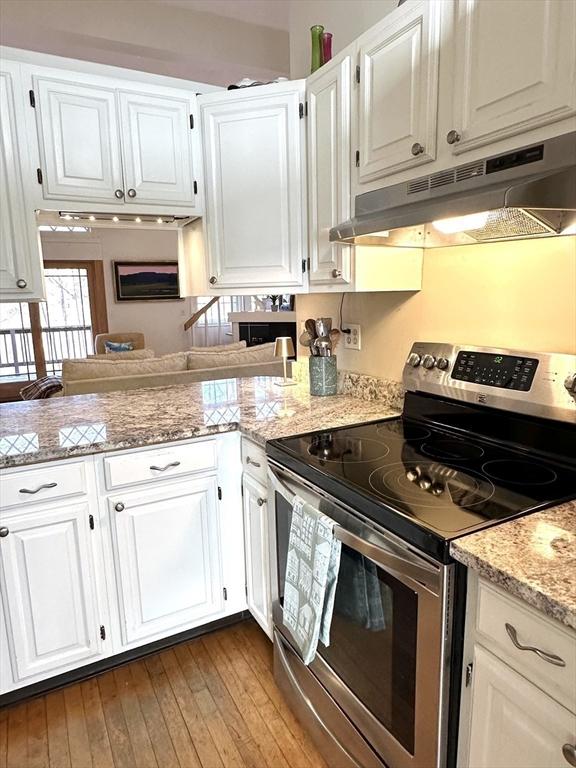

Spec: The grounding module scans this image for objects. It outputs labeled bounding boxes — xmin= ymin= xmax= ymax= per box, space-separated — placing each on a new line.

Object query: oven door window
xmin=275 ymin=491 xmax=417 ymax=754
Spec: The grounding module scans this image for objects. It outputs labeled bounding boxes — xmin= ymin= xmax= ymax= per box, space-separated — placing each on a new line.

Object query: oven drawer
xmin=103 ymin=439 xmax=217 ymax=490
xmin=476 ymin=578 xmax=576 ymax=712
xmin=1 ymin=461 xmax=87 ymax=509
xmin=241 ymin=439 xmax=267 ymax=483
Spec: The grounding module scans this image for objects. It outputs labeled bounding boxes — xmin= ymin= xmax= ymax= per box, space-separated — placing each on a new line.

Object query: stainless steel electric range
xmin=266 ymin=343 xmax=576 ymax=768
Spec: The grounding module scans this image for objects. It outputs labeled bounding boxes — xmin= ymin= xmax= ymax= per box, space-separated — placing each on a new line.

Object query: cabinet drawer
xmin=0 ymin=461 xmax=87 ymax=509
xmin=476 ymin=578 xmax=576 ymax=712
xmin=241 ymin=439 xmax=268 ymax=483
xmin=104 ymin=439 xmax=217 ymax=489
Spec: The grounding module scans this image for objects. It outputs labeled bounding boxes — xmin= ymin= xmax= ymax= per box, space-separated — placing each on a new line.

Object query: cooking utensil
xmin=329 ymin=328 xmax=341 ymax=348
xmin=313 ymin=336 xmax=332 ymax=357
xmin=305 ymin=318 xmax=317 ymax=338
xmin=299 ymin=331 xmax=313 ymax=348
xmin=315 ymin=317 xmax=332 ymax=338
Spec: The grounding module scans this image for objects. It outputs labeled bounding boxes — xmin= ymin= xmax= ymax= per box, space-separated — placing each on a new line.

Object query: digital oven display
xmin=451 ymin=351 xmax=539 ymax=391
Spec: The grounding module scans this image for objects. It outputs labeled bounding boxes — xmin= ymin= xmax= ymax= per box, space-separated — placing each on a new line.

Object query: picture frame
xmin=113 ymin=261 xmax=181 ymax=301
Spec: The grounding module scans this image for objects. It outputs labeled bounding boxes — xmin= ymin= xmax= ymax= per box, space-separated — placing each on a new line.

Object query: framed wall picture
xmin=113 ymin=261 xmax=180 ymax=301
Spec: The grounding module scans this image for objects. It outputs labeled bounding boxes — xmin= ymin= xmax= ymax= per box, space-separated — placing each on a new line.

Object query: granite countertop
xmin=451 ymin=501 xmax=576 ymax=630
xmin=0 ymin=376 xmax=400 ymax=469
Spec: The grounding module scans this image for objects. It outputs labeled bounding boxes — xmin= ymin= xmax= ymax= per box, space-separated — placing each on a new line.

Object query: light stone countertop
xmin=0 ymin=376 xmax=400 ymax=469
xmin=451 ymin=500 xmax=576 ymax=629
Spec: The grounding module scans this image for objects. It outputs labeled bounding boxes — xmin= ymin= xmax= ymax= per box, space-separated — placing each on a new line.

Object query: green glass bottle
xmin=310 ymin=25 xmax=324 ymax=73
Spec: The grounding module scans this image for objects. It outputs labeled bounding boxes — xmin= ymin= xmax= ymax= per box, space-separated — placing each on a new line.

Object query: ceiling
xmin=153 ymin=0 xmax=290 ymax=31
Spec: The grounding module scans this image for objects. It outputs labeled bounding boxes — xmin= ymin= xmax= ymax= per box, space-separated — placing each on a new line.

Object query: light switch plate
xmin=344 ymin=323 xmax=361 ymax=350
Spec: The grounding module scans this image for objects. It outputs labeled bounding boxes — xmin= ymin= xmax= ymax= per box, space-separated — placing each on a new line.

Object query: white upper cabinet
xmin=118 ymin=90 xmax=199 ymax=207
xmin=34 ymin=77 xmax=124 ymax=202
xmin=357 ymin=0 xmax=441 ymax=183
xmin=199 ymin=81 xmax=306 ymax=291
xmin=0 ymin=63 xmax=44 ymax=301
xmin=0 ymin=502 xmax=102 ymax=683
xmin=307 ymin=51 xmax=353 ymax=288
xmin=449 ymin=0 xmax=576 ymax=154
xmin=32 ymin=72 xmax=202 ymax=210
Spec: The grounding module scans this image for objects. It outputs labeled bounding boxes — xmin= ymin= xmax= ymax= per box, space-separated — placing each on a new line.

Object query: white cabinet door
xmin=0 ymin=503 xmax=102 ymax=683
xmin=357 ymin=0 xmax=440 ymax=183
xmin=0 ymin=66 xmax=44 ymax=301
xmin=118 ymin=91 xmax=198 ymax=207
xmin=109 ymin=478 xmax=223 ymax=646
xmin=200 ymin=82 xmax=306 ymax=290
xmin=34 ymin=76 xmax=124 ymax=202
xmin=467 ymin=645 xmax=576 ymax=768
xmin=450 ymin=0 xmax=576 ymax=154
xmin=307 ymin=53 xmax=352 ymax=288
xmin=242 ymin=473 xmax=272 ymax=639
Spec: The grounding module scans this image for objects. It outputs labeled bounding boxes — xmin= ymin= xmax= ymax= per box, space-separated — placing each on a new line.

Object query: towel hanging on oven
xmin=282 ymin=494 xmax=342 ymax=665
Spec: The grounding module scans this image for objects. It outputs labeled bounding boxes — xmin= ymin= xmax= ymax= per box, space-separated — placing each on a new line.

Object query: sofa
xmin=59 ymin=342 xmax=285 ymax=396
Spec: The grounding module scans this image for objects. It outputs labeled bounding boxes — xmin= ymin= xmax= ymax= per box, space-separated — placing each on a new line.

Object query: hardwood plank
xmin=97 ymin=672 xmax=136 ymax=768
xmin=45 ymin=691 xmax=71 ymax=768
xmin=128 ymin=661 xmax=180 ymax=768
xmin=201 ymin=633 xmax=290 ymax=768
xmin=113 ymin=665 xmax=157 ymax=768
xmin=80 ymin=678 xmax=114 ymax=768
xmin=144 ymin=655 xmax=203 ymax=768
xmin=64 ymin=685 xmax=92 ymax=768
xmin=27 ymin=698 xmax=49 ymax=768
xmin=7 ymin=702 xmax=27 ymax=768
xmin=0 ymin=706 xmax=7 ymax=768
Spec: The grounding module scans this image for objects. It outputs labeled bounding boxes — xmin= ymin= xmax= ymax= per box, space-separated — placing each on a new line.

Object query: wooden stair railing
xmin=184 ymin=296 xmax=220 ymax=331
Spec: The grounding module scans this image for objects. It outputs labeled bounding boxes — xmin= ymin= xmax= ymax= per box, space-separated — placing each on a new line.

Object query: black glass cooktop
xmin=267 ymin=408 xmax=576 ymax=561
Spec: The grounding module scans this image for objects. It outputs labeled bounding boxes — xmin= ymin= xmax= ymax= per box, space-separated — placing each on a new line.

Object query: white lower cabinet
xmin=108 ymin=477 xmax=223 ymax=647
xmin=0 ymin=501 xmax=103 ymax=685
xmin=242 ymin=472 xmax=272 ymax=639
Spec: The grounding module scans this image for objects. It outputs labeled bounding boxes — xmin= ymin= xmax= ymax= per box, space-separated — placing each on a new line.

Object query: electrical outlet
xmin=343 ymin=323 xmax=361 ymax=350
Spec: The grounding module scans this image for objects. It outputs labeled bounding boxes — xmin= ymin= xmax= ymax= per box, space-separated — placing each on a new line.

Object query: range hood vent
xmin=331 ymin=132 xmax=576 ymax=247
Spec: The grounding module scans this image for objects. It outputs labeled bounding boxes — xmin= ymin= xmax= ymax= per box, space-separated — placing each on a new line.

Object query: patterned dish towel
xmin=283 ymin=495 xmax=342 ymax=665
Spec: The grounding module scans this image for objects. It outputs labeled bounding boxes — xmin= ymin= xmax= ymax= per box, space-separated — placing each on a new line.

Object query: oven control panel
xmin=451 ymin=351 xmax=539 ymax=391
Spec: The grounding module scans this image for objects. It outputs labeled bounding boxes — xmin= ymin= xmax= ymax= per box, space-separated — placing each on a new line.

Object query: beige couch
xmin=61 ymin=343 xmax=285 ymax=396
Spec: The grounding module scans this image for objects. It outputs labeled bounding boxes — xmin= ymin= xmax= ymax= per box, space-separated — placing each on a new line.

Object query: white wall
xmin=40 ymin=228 xmax=194 ymax=355
xmin=289 ymin=0 xmax=396 ymax=78
xmin=296 ymin=237 xmax=576 ymax=381
xmin=0 ymin=0 xmax=290 ymax=86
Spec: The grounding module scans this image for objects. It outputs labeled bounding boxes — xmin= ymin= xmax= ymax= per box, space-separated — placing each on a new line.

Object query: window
xmin=0 ymin=260 xmax=107 ymax=400
xmin=191 ymin=295 xmax=269 ymax=346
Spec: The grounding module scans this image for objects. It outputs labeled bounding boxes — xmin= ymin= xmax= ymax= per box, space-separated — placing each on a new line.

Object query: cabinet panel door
xmin=200 ymin=83 xmax=306 ymax=289
xmin=110 ymin=478 xmax=223 ymax=645
xmin=0 ymin=68 xmax=44 ymax=301
xmin=307 ymin=54 xmax=352 ymax=287
xmin=467 ymin=645 xmax=576 ymax=768
xmin=0 ymin=504 xmax=102 ymax=682
xmin=358 ymin=0 xmax=440 ymax=182
xmin=34 ymin=77 xmax=124 ymax=201
xmin=119 ymin=91 xmax=197 ymax=207
xmin=242 ymin=474 xmax=272 ymax=638
xmin=451 ymin=0 xmax=576 ymax=154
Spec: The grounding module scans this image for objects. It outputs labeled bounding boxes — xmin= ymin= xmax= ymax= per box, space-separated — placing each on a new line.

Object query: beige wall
xmin=296 ymin=237 xmax=576 ymax=380
xmin=289 ymin=0 xmax=396 ymax=78
xmin=40 ymin=228 xmax=194 ymax=355
xmin=1 ymin=0 xmax=290 ymax=86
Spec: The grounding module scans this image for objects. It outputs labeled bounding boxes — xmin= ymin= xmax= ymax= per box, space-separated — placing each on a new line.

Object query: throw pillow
xmin=187 ymin=342 xmax=276 ymax=370
xmin=20 ymin=376 xmax=63 ymax=400
xmin=104 ymin=340 xmax=134 ymax=353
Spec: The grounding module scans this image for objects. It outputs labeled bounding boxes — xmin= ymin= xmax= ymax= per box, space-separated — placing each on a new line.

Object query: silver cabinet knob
xmin=16 ymin=279 xmax=27 ymax=289
xmin=209 ymin=276 xmax=217 ymax=285
xmin=422 ymin=354 xmax=436 ymax=369
xmin=127 ymin=188 xmax=136 ymax=198
xmin=114 ymin=189 xmax=125 ymax=199
xmin=563 ymin=744 xmax=576 ymax=767
xmin=0 ymin=527 xmax=9 ymax=538
xmin=407 ymin=352 xmax=421 ymax=368
xmin=256 ymin=497 xmax=266 ymax=507
xmin=446 ymin=129 xmax=462 ymax=145
xmin=411 ymin=142 xmax=425 ymax=156
xmin=114 ymin=502 xmax=125 ymax=512
xmin=332 ymin=269 xmax=342 ymax=279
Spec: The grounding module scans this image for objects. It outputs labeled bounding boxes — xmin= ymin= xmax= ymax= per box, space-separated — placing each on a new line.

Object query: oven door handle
xmin=334 ymin=526 xmax=441 ymax=593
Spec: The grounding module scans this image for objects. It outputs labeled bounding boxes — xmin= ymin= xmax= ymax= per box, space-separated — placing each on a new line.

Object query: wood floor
xmin=0 ymin=620 xmax=328 ymax=768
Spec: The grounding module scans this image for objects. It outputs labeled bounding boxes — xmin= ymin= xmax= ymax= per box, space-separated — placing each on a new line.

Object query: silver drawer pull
xmin=256 ymin=497 xmax=266 ymax=507
xmin=149 ymin=461 xmax=181 ymax=472
xmin=246 ymin=456 xmax=261 ymax=468
xmin=505 ymin=623 xmax=566 ymax=667
xmin=19 ymin=482 xmax=58 ymax=495
xmin=562 ymin=744 xmax=576 ymax=767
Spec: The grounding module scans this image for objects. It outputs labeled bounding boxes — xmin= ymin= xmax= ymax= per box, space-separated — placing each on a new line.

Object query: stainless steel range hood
xmin=330 ymin=132 xmax=576 ymax=247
